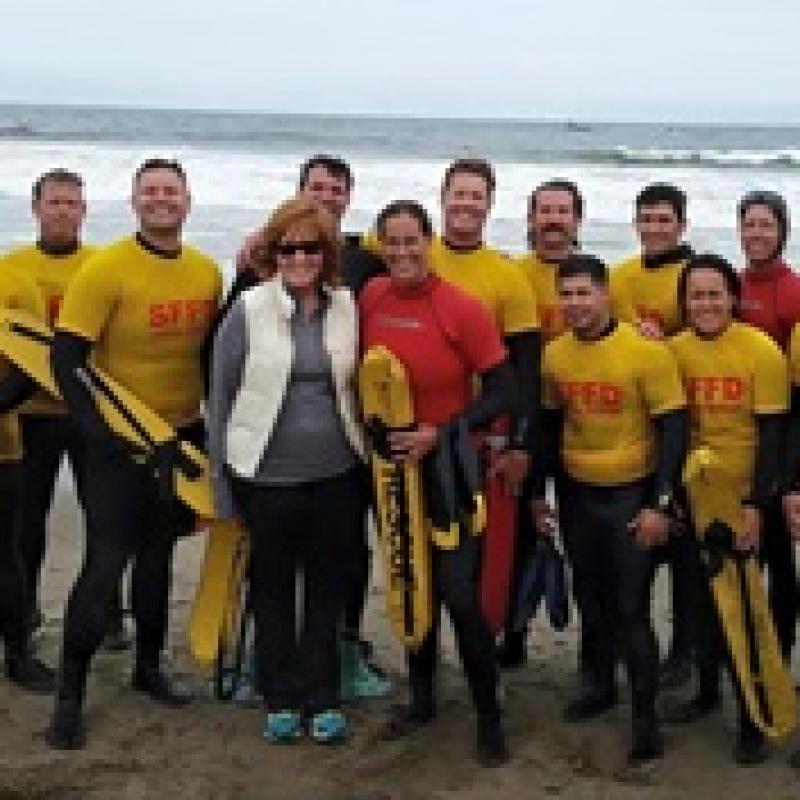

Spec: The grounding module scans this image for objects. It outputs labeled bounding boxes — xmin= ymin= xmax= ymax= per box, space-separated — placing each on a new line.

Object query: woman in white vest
xmin=207 ymin=196 xmax=365 ymax=745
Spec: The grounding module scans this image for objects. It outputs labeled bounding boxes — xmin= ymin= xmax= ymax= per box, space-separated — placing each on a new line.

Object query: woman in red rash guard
xmin=360 ymin=200 xmax=513 ymax=767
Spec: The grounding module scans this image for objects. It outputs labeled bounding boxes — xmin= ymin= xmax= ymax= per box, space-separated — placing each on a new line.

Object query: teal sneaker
xmin=340 ymin=637 xmax=393 ymax=701
xmin=310 ymin=709 xmax=348 ymax=744
xmin=262 ymin=710 xmax=303 ymax=743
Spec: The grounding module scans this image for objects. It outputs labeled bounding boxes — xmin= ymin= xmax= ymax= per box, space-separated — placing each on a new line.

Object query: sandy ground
xmin=1 ymin=477 xmax=799 ymax=800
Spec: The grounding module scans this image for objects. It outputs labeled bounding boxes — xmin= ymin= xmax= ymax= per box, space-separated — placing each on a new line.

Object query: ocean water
xmin=1 ymin=104 xmax=799 ymax=275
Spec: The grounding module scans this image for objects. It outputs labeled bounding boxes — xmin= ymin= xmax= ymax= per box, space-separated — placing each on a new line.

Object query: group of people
xmin=0 ymin=152 xmax=798 ymax=773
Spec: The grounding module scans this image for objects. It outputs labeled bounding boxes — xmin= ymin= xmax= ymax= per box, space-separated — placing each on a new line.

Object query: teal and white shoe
xmin=263 ymin=710 xmax=303 ymax=743
xmin=340 ymin=637 xmax=393 ymax=701
xmin=310 ymin=709 xmax=348 ymax=744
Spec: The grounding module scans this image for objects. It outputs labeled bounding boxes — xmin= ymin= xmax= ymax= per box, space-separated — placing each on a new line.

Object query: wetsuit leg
xmin=760 ymin=498 xmax=796 ymax=661
xmin=0 ymin=464 xmax=30 ymax=648
xmin=301 ymin=469 xmax=363 ymax=713
xmin=435 ymin=533 xmax=500 ymax=714
xmin=15 ymin=415 xmax=68 ymax=605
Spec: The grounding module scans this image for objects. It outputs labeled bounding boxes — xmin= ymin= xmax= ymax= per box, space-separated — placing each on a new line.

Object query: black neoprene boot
xmin=476 ymin=708 xmax=509 ymax=767
xmin=132 ymin=657 xmax=193 ymax=707
xmin=45 ymin=657 xmax=87 ymax=750
xmin=629 ymin=704 xmax=663 ymax=764
xmin=4 ymin=640 xmax=55 ymax=693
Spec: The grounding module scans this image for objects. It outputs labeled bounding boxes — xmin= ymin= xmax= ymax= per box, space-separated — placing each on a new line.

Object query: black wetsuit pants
xmin=407 ymin=532 xmax=499 ymax=716
xmin=233 ymin=468 xmax=362 ymax=714
xmin=0 ymin=464 xmax=31 ymax=651
xmin=59 ymin=422 xmax=202 ymax=685
xmin=759 ymin=498 xmax=796 ymax=661
xmin=559 ymin=478 xmax=658 ymax=713
xmin=16 ymin=414 xmax=86 ymax=602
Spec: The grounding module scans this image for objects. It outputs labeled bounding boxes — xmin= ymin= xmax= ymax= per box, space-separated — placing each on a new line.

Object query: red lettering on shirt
xmin=148 ymin=297 xmax=214 ymax=334
xmin=686 ymin=376 xmax=745 ymax=410
xmin=558 ymin=381 xmax=623 ymax=415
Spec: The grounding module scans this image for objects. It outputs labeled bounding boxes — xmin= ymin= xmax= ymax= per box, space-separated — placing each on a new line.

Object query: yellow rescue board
xmin=359 ymin=346 xmax=433 ymax=649
xmin=683 ymin=447 xmax=796 ymax=739
xmin=0 ymin=308 xmax=213 ymax=518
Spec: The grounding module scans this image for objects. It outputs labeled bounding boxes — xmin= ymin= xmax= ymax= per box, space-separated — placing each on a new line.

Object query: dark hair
xmin=32 ymin=169 xmax=83 ymax=203
xmin=375 ymin=200 xmax=433 ymax=239
xmin=635 ymin=183 xmax=687 ymax=223
xmin=442 ymin=158 xmax=496 ymax=195
xmin=298 ymin=154 xmax=353 ymax=192
xmin=737 ymin=190 xmax=790 ymax=255
xmin=557 ymin=253 xmax=607 ymax=285
xmin=529 ymin=179 xmax=584 ymax=220
xmin=133 ymin=158 xmax=187 ymax=186
xmin=677 ymin=252 xmax=741 ymax=323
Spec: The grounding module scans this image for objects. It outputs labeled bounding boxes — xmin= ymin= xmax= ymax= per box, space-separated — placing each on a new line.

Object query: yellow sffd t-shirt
xmin=670 ymin=322 xmax=788 ymax=497
xmin=57 ymin=236 xmax=222 ymax=426
xmin=543 ymin=321 xmax=686 ymax=485
xmin=1 ymin=243 xmax=99 ymax=414
xmin=430 ymin=238 xmax=539 ymax=336
xmin=609 ymin=254 xmax=686 ymax=336
xmin=515 ymin=251 xmax=563 ymax=342
xmin=0 ymin=267 xmax=46 ymax=461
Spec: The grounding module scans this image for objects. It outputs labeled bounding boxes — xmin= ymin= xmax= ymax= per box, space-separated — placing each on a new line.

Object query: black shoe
xmin=4 ymin=649 xmax=56 ymax=693
xmin=628 ymin=712 xmax=664 ymax=764
xmin=27 ymin=607 xmax=44 ymax=638
xmin=133 ymin=661 xmax=193 ymax=707
xmin=734 ymin=728 xmax=769 ymax=766
xmin=496 ymin=633 xmax=527 ymax=671
xmin=661 ymin=691 xmax=720 ymax=725
xmin=658 ymin=652 xmax=692 ymax=689
xmin=789 ymin=748 xmax=800 ymax=769
xmin=563 ymin=688 xmax=618 ymax=722
xmin=45 ymin=695 xmax=86 ymax=751
xmin=476 ymin=710 xmax=509 ymax=767
xmin=382 ymin=702 xmax=435 ymax=740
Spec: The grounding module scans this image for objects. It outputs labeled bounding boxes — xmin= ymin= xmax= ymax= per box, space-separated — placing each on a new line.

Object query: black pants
xmin=659 ymin=531 xmax=695 ymax=659
xmin=343 ymin=464 xmax=372 ymax=633
xmin=759 ymin=498 xmax=796 ymax=660
xmin=559 ymin=478 xmax=658 ymax=712
xmin=60 ymin=422 xmax=201 ymax=676
xmin=0 ymin=464 xmax=30 ymax=649
xmin=16 ymin=414 xmax=87 ymax=602
xmin=408 ymin=532 xmax=499 ymax=715
xmin=234 ymin=468 xmax=362 ymax=714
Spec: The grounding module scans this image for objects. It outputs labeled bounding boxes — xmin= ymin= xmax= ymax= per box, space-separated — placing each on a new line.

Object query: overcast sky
xmin=1 ymin=0 xmax=799 ymax=123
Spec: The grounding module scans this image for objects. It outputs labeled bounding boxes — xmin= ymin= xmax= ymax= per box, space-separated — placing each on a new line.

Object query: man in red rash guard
xmin=738 ymin=190 xmax=798 ymax=662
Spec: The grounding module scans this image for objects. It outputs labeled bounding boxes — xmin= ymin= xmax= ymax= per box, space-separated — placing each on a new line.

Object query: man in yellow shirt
xmin=429 ymin=159 xmax=541 ymax=668
xmin=532 ymin=254 xmax=687 ymax=764
xmin=0 ymin=268 xmax=57 ymax=692
xmin=609 ymin=183 xmax=694 ymax=688
xmin=46 ymin=159 xmax=222 ymax=750
xmin=0 ymin=170 xmax=119 ymax=641
xmin=516 ymin=179 xmax=583 ymax=342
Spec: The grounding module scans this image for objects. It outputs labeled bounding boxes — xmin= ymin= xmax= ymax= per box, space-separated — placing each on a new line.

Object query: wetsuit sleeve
xmin=786 ymin=386 xmax=800 ymax=489
xmin=206 ymin=299 xmax=248 ymax=519
xmin=528 ymin=407 xmax=564 ymax=498
xmin=458 ymin=361 xmax=513 ymax=431
xmin=0 ymin=366 xmax=37 ymax=414
xmin=649 ymin=408 xmax=688 ymax=505
xmin=201 ymin=267 xmax=259 ymax=396
xmin=51 ymin=331 xmax=137 ymax=460
xmin=749 ymin=413 xmax=786 ymax=508
xmin=505 ymin=329 xmax=541 ymax=452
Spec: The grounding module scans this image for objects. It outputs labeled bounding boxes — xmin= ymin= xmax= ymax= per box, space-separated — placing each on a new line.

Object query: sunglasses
xmin=275 ymin=241 xmax=324 ymax=257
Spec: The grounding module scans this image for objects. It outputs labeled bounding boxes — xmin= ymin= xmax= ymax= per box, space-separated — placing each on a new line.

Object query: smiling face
xmin=529 ymin=187 xmax=579 ymax=260
xmin=378 ymin=211 xmax=431 ymax=286
xmin=274 ymin=221 xmax=325 ymax=294
xmin=34 ymin=180 xmax=85 ymax=245
xmin=441 ymin=171 xmax=491 ymax=243
xmin=684 ymin=267 xmax=735 ymax=338
xmin=300 ymin=164 xmax=351 ymax=223
xmin=559 ymin=273 xmax=609 ymax=337
xmin=635 ymin=200 xmax=685 ymax=256
xmin=740 ymin=204 xmax=781 ymax=266
xmin=132 ymin=167 xmax=190 ymax=236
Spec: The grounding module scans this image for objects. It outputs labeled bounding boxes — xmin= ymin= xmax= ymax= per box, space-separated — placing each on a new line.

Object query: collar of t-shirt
xmin=135 ymin=232 xmax=181 ymax=260
xmin=643 ymin=243 xmax=693 ymax=270
xmin=37 ymin=239 xmax=80 ymax=257
xmin=742 ymin=259 xmax=791 ymax=284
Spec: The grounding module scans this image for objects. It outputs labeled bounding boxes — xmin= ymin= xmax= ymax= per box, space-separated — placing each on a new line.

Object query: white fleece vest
xmin=225 ymin=278 xmax=365 ymax=477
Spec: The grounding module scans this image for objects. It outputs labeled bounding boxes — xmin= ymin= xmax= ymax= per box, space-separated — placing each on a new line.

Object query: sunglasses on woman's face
xmin=275 ymin=241 xmax=323 ymax=257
